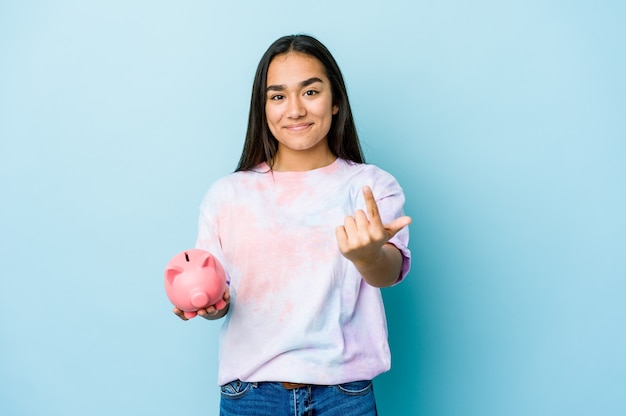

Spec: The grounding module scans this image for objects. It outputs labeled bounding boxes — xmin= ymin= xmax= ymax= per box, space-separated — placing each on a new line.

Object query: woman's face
xmin=265 ymin=52 xmax=339 ymax=171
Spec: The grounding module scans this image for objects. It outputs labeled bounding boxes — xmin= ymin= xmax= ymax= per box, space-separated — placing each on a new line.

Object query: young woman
xmin=174 ymin=34 xmax=411 ymax=416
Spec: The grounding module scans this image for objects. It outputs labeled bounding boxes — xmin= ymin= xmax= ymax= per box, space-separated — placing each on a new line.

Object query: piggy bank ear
xmin=201 ymin=252 xmax=215 ymax=269
xmin=165 ymin=266 xmax=183 ymax=285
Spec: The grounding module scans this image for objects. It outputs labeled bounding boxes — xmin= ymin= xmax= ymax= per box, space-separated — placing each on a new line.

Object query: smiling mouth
xmin=285 ymin=123 xmax=312 ymax=131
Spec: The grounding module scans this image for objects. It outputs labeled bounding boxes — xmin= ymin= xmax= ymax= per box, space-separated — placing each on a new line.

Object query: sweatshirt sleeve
xmin=195 ymin=179 xmax=230 ymax=284
xmin=372 ymin=170 xmax=411 ymax=284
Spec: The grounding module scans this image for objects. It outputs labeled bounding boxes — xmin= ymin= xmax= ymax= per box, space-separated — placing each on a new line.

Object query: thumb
xmin=384 ymin=215 xmax=412 ymax=239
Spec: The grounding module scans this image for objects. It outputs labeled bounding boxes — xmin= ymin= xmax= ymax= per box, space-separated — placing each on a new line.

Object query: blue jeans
xmin=219 ymin=380 xmax=377 ymax=416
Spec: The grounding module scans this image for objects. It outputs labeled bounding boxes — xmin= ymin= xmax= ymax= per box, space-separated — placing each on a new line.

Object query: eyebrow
xmin=266 ymin=77 xmax=324 ymax=92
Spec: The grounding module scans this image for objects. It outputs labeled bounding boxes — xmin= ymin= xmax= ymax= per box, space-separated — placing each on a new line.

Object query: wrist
xmin=354 ymin=244 xmax=403 ymax=288
xmin=352 ymin=249 xmax=385 ymax=274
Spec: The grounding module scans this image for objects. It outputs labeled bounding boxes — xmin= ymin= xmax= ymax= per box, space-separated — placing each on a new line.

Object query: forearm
xmin=352 ymin=243 xmax=404 ymax=288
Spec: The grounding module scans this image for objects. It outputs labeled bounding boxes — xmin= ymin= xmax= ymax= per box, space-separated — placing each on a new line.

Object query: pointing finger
xmin=362 ymin=186 xmax=381 ymax=223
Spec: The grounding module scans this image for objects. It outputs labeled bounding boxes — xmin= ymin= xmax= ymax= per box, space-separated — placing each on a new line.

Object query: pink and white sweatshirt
xmin=195 ymin=158 xmax=411 ymax=386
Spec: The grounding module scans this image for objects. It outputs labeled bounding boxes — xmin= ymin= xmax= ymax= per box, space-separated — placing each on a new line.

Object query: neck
xmin=271 ymin=149 xmax=337 ymax=172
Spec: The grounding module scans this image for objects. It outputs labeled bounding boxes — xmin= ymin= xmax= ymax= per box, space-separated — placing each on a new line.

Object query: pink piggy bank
xmin=164 ymin=249 xmax=227 ymax=319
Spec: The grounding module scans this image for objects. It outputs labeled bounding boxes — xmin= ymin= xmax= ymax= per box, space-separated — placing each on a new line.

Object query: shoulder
xmin=339 ymin=158 xmax=396 ymax=177
xmin=201 ymin=173 xmax=236 ymax=200
xmin=338 ymin=159 xmax=404 ymax=193
xmin=209 ymin=164 xmax=269 ymax=190
xmin=200 ymin=164 xmax=270 ymax=208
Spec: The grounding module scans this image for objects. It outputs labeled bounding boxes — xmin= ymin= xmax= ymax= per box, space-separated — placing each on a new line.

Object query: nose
xmin=286 ymin=96 xmax=306 ymax=119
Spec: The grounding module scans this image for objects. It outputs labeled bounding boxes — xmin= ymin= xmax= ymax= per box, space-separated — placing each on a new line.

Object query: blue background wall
xmin=1 ymin=1 xmax=624 ymax=415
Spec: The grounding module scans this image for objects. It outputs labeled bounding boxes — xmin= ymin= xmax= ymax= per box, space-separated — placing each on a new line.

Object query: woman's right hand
xmin=172 ymin=287 xmax=231 ymax=321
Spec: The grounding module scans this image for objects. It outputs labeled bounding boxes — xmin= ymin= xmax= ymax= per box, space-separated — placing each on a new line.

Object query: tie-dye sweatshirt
xmin=195 ymin=158 xmax=411 ymax=386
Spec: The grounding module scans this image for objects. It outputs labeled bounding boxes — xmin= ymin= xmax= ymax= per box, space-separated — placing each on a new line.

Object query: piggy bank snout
xmin=190 ymin=290 xmax=210 ymax=308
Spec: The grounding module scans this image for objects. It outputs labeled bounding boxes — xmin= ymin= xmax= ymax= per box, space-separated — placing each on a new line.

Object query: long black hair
xmin=235 ymin=34 xmax=364 ymax=172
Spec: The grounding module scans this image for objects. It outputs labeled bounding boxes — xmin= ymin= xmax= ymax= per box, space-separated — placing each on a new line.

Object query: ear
xmin=201 ymin=252 xmax=215 ymax=269
xmin=332 ymin=103 xmax=339 ymax=115
xmin=165 ymin=266 xmax=183 ymax=285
